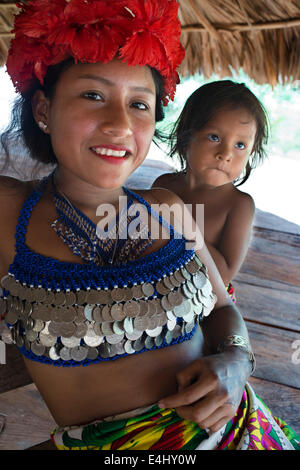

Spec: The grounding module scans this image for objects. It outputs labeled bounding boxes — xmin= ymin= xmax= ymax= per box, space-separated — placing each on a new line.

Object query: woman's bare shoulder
xmin=0 ymin=176 xmax=36 ymax=213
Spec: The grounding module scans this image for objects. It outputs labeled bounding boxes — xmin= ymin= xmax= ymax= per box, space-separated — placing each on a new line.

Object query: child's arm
xmin=206 ymin=192 xmax=255 ymax=286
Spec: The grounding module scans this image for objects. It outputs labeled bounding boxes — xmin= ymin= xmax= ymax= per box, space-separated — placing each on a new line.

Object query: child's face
xmin=187 ymin=106 xmax=257 ymax=187
xmin=33 ymin=58 xmax=156 ymax=189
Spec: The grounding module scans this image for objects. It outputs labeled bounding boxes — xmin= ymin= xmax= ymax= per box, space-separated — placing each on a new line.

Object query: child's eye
xmin=208 ymin=134 xmax=219 ymax=142
xmin=83 ymin=91 xmax=103 ymax=101
xmin=235 ymin=142 xmax=246 ymax=149
xmin=131 ymin=101 xmax=149 ymax=111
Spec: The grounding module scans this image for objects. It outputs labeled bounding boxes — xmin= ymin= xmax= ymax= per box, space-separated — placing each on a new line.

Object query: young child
xmin=153 ymin=81 xmax=269 ymax=296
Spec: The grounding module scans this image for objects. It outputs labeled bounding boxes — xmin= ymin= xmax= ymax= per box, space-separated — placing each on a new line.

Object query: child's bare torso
xmin=154 ymin=172 xmax=238 ymax=246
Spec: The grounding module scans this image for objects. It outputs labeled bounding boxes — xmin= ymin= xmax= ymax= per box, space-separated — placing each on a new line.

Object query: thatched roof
xmin=0 ymin=0 xmax=300 ymax=86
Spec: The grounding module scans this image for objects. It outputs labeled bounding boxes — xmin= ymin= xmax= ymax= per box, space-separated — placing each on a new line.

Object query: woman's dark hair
xmin=169 ymin=80 xmax=269 ymax=186
xmin=0 ymin=58 xmax=165 ymax=173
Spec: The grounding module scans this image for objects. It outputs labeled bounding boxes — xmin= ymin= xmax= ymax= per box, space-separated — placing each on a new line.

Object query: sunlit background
xmin=1 ymin=66 xmax=300 ymax=226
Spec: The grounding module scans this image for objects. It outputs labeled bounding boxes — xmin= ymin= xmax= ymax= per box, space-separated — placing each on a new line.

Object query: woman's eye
xmin=235 ymin=142 xmax=246 ymax=149
xmin=131 ymin=102 xmax=149 ymax=111
xmin=83 ymin=91 xmax=103 ymax=101
xmin=208 ymin=134 xmax=219 ymax=142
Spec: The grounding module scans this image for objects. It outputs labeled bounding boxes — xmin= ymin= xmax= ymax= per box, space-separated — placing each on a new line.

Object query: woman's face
xmin=34 ymin=59 xmax=156 ymax=189
xmin=187 ymin=106 xmax=257 ymax=187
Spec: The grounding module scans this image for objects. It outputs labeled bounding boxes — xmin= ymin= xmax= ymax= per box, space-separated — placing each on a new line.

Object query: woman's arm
xmin=149 ymin=187 xmax=254 ymax=432
xmin=206 ymin=192 xmax=255 ymax=285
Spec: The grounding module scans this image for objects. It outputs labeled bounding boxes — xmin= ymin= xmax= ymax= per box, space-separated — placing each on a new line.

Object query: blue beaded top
xmin=1 ymin=174 xmax=209 ymax=367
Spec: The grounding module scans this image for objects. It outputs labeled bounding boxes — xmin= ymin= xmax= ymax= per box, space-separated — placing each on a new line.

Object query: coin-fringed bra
xmin=0 ymin=175 xmax=217 ymax=366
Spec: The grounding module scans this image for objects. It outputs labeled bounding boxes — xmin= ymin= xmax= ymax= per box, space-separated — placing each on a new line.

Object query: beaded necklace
xmin=51 ymin=174 xmax=154 ymax=266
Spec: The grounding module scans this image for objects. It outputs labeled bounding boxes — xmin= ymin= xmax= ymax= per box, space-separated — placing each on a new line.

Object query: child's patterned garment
xmin=51 ymin=384 xmax=299 ymax=451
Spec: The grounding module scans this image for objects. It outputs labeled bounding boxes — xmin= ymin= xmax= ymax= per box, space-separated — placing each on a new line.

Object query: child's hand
xmin=158 ymin=351 xmax=249 ymax=433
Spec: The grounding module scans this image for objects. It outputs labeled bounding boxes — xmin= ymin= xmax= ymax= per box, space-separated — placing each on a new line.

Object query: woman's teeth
xmin=91 ymin=147 xmax=127 ymax=157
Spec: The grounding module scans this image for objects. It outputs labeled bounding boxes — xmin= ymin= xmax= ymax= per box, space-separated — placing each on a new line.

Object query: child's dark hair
xmin=170 ymin=80 xmax=269 ymax=186
xmin=1 ymin=59 xmax=165 ymax=174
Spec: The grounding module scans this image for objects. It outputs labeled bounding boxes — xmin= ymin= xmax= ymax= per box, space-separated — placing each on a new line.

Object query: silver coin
xmin=71 ymin=346 xmax=88 ymax=362
xmin=192 ymin=304 xmax=203 ymax=316
xmin=125 ymin=328 xmax=143 ymax=341
xmin=113 ymin=321 xmax=124 ymax=335
xmin=53 ymin=291 xmax=66 ymax=306
xmin=101 ymin=321 xmax=115 ymax=337
xmin=93 ymin=322 xmax=102 ymax=336
xmin=111 ymin=287 xmax=126 ymax=303
xmin=138 ymin=300 xmax=149 ymax=316
xmin=39 ymin=332 xmax=57 ymax=347
xmin=144 ymin=335 xmax=155 ymax=349
xmin=84 ymin=304 xmax=94 ymax=321
xmin=156 ymin=280 xmax=170 ymax=295
xmin=154 ymin=332 xmax=164 ymax=347
xmin=167 ymin=290 xmax=183 ymax=307
xmin=60 ymin=346 xmax=71 ymax=361
xmin=87 ymin=347 xmax=99 ymax=360
xmin=185 ymin=320 xmax=196 ymax=334
xmin=169 ymin=273 xmax=181 ymax=288
xmin=51 ymin=306 xmax=63 ymax=323
xmin=32 ymin=319 xmax=45 ymax=332
xmin=61 ymin=336 xmax=81 ymax=348
xmin=84 ymin=328 xmax=104 ymax=347
xmin=173 ymin=303 xmax=186 ymax=318
xmin=76 ymin=289 xmax=87 ymax=305
xmin=99 ymin=343 xmax=111 ymax=358
xmin=163 ymin=276 xmax=173 ymax=291
xmin=192 ymin=271 xmax=207 ymax=289
xmin=48 ymin=321 xmax=61 ymax=337
xmin=123 ymin=300 xmax=140 ymax=317
xmin=194 ymin=253 xmax=203 ymax=267
xmin=0 ymin=324 xmax=13 ymax=344
xmin=124 ymin=340 xmax=135 ymax=354
xmin=174 ymin=269 xmax=185 ymax=284
xmin=161 ymin=295 xmax=173 ymax=312
xmin=186 ymin=259 xmax=199 ymax=274
xmin=201 ymin=281 xmax=212 ymax=297
xmin=142 ymin=283 xmax=154 ymax=297
xmin=182 ymin=310 xmax=195 ymax=323
xmin=97 ymin=289 xmax=112 ymax=305
xmin=109 ymin=343 xmax=125 ymax=356
xmin=16 ymin=336 xmax=25 ymax=348
xmin=35 ymin=287 xmax=47 ymax=303
xmin=180 ymin=267 xmax=191 ymax=281
xmin=64 ymin=290 xmax=77 ymax=306
xmin=86 ymin=289 xmax=100 ymax=304
xmin=49 ymin=345 xmax=60 ymax=360
xmin=44 ymin=290 xmax=55 ymax=305
xmin=61 ymin=306 xmax=76 ymax=322
xmin=0 ymin=274 xmax=13 ymax=290
xmin=133 ymin=316 xmax=149 ymax=331
xmin=5 ymin=309 xmax=18 ymax=325
xmin=102 ymin=305 xmax=113 ymax=321
xmin=156 ymin=312 xmax=168 ymax=327
xmin=110 ymin=304 xmax=125 ymax=321
xmin=186 ymin=280 xmax=197 ymax=295
xmin=131 ymin=284 xmax=143 ymax=300
xmin=172 ymin=324 xmax=182 ymax=339
xmin=123 ymin=317 xmax=134 ymax=334
xmin=73 ymin=322 xmax=88 ymax=338
xmin=31 ymin=340 xmax=46 ymax=356
xmin=75 ymin=305 xmax=86 ymax=323
xmin=181 ymin=284 xmax=194 ymax=300
xmin=38 ymin=304 xmax=52 ymax=322
xmin=26 ymin=329 xmax=38 ymax=342
xmin=167 ymin=317 xmax=176 ymax=331
xmin=123 ymin=287 xmax=133 ymax=302
xmin=92 ymin=306 xmax=102 ymax=322
xmin=147 ymin=315 xmax=159 ymax=330
xmin=106 ymin=333 xmax=124 ymax=344
xmin=59 ymin=322 xmax=76 ymax=338
xmin=133 ymin=337 xmax=144 ymax=352
xmin=147 ymin=299 xmax=157 ymax=315
xmin=145 ymin=326 xmax=162 ymax=337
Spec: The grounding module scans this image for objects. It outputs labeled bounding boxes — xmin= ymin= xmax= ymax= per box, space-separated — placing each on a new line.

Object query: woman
xmin=0 ymin=0 xmax=298 ymax=450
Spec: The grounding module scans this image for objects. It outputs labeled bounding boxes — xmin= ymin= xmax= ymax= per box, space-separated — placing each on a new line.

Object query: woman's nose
xmin=100 ymin=106 xmax=133 ymax=138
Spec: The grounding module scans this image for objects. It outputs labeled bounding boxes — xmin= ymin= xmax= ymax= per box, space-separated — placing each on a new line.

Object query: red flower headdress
xmin=6 ymin=0 xmax=185 ymax=105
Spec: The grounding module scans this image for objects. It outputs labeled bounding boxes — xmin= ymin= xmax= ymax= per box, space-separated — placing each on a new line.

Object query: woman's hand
xmin=158 ymin=349 xmax=251 ymax=433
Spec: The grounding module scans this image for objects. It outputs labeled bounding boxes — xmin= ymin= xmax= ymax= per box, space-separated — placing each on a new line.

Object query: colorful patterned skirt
xmin=50 ymin=384 xmax=299 ymax=451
